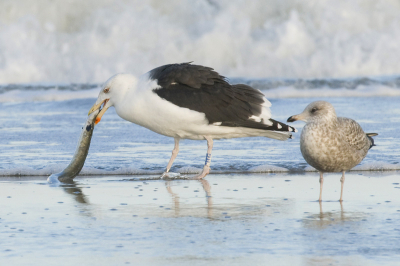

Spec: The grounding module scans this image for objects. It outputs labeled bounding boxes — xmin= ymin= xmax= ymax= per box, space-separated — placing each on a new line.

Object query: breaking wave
xmin=1 ymin=75 xmax=400 ymax=103
xmin=1 ymin=0 xmax=400 ymax=84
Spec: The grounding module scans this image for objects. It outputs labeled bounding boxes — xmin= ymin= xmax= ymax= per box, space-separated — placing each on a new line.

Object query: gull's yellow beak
xmin=88 ymin=99 xmax=109 ymax=124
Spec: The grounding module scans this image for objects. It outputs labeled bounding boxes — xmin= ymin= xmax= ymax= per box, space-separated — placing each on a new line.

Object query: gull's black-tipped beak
xmin=287 ymin=114 xmax=306 ymax=123
xmin=287 ymin=116 xmax=296 ymax=123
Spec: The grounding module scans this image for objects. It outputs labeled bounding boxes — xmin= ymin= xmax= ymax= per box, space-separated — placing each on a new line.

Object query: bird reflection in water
xmin=165 ymin=180 xmax=180 ymax=215
xmin=303 ymin=201 xmax=367 ymax=229
xmin=318 ymin=201 xmax=344 ymax=223
xmin=165 ymin=179 xmax=213 ymax=218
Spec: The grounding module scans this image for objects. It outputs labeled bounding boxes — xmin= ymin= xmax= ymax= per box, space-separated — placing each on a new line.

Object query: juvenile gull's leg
xmin=339 ymin=171 xmax=345 ymax=202
xmin=319 ymin=172 xmax=324 ymax=202
xmin=319 ymin=200 xmax=323 ymax=220
xmin=340 ymin=200 xmax=344 ymax=221
xmin=161 ymin=138 xmax=180 ymax=178
xmin=192 ymin=136 xmax=213 ymax=179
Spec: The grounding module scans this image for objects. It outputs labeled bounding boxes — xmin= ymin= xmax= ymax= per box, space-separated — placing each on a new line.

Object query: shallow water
xmin=0 ymin=96 xmax=398 ymax=176
xmin=1 ymin=173 xmax=400 ymax=265
xmin=2 ymin=2 xmax=400 ymax=264
xmin=1 ymin=86 xmax=399 ymax=265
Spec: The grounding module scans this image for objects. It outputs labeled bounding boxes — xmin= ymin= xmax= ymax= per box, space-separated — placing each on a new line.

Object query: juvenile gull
xmin=88 ymin=63 xmax=296 ymax=179
xmin=287 ymin=101 xmax=377 ymax=201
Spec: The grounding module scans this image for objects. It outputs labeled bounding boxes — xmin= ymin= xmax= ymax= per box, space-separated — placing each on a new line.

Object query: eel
xmin=47 ymin=109 xmax=99 ymax=183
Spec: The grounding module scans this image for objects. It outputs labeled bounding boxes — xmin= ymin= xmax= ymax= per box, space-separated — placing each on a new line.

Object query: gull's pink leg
xmin=319 ymin=172 xmax=324 ymax=202
xmin=161 ymin=138 xmax=180 ymax=178
xmin=192 ymin=136 xmax=213 ymax=179
xmin=339 ymin=171 xmax=345 ymax=202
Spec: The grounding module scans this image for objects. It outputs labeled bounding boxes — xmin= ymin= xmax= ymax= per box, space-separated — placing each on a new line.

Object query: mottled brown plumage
xmin=301 ymin=116 xmax=372 ymax=172
xmin=287 ymin=101 xmax=377 ymax=201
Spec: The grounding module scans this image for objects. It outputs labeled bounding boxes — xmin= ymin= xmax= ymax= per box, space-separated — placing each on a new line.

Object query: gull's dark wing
xmin=150 ymin=63 xmax=295 ymax=132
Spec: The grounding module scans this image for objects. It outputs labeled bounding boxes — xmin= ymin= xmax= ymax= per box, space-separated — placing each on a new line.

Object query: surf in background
xmin=1 ymin=76 xmax=400 ymax=103
xmin=1 ymin=1 xmax=399 ymax=176
xmin=1 ymin=0 xmax=400 ymax=84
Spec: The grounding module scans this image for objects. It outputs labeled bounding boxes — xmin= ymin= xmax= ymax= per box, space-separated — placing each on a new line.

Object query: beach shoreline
xmin=2 ymin=173 xmax=400 ymax=265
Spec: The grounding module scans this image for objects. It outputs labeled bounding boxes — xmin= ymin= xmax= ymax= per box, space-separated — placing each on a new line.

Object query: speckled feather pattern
xmin=299 ymin=105 xmax=373 ymax=172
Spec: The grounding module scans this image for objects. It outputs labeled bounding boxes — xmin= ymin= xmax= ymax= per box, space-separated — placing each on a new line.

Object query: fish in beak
xmin=88 ymin=99 xmax=110 ymax=124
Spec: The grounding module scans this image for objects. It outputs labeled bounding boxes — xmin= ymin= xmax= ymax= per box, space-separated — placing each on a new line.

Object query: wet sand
xmin=1 ymin=172 xmax=400 ymax=265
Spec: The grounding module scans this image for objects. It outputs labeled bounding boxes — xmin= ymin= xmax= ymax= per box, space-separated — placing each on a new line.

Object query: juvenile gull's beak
xmin=88 ymin=99 xmax=109 ymax=124
xmin=287 ymin=115 xmax=297 ymax=122
xmin=287 ymin=114 xmax=306 ymax=123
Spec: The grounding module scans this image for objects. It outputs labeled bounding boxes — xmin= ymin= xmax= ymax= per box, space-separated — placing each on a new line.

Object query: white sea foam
xmin=0 ymin=165 xmax=206 ymax=177
xmin=47 ymin=174 xmax=61 ymax=185
xmin=3 ymin=161 xmax=398 ymax=177
xmin=0 ymin=87 xmax=99 ymax=103
xmin=263 ymin=85 xmax=400 ymax=99
xmin=352 ymin=162 xmax=400 ymax=171
xmin=1 ymin=83 xmax=399 ymax=103
xmin=304 ymin=162 xmax=400 ymax=172
xmin=248 ymin=164 xmax=289 ymax=173
xmin=0 ymin=164 xmax=156 ymax=177
xmin=304 ymin=166 xmax=317 ymax=172
xmin=1 ymin=0 xmax=400 ymax=84
xmin=177 ymin=167 xmax=203 ymax=174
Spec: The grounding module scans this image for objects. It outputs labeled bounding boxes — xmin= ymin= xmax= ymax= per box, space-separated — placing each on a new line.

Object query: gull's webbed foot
xmin=190 ymin=165 xmax=210 ymax=180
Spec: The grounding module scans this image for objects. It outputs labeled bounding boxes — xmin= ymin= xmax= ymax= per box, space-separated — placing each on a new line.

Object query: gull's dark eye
xmin=103 ymin=88 xmax=110 ymax=93
xmin=311 ymin=107 xmax=318 ymax=113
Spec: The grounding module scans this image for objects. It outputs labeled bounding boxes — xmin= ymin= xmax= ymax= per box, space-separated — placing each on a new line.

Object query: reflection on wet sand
xmin=162 ymin=178 xmax=292 ymax=221
xmin=55 ymin=179 xmax=96 ymax=217
xmin=54 ymin=176 xmax=305 ymax=222
xmin=57 ymin=177 xmax=215 ymax=219
xmin=6 ymin=173 xmax=398 ymax=264
xmin=200 ymin=179 xmax=213 ymax=218
xmin=303 ymin=201 xmax=367 ymax=229
xmin=165 ymin=181 xmax=180 ymax=215
xmin=165 ymin=179 xmax=213 ymax=218
xmin=60 ymin=179 xmax=89 ymax=204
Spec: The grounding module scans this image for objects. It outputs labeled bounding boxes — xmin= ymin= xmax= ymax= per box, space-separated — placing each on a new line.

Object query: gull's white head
xmin=287 ymin=101 xmax=337 ymax=124
xmin=88 ymin=73 xmax=137 ymax=124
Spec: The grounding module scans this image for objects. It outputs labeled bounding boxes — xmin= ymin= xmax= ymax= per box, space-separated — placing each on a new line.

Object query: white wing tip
xmin=249 ymin=115 xmax=262 ymax=123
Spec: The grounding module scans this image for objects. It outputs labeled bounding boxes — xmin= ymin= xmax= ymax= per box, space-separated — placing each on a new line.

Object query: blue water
xmin=2 ymin=1 xmax=400 ymax=264
xmin=1 ymin=92 xmax=398 ymax=176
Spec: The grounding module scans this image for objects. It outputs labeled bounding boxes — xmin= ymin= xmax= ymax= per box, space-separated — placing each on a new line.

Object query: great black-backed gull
xmin=287 ymin=101 xmax=377 ymax=201
xmin=88 ymin=63 xmax=296 ymax=179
